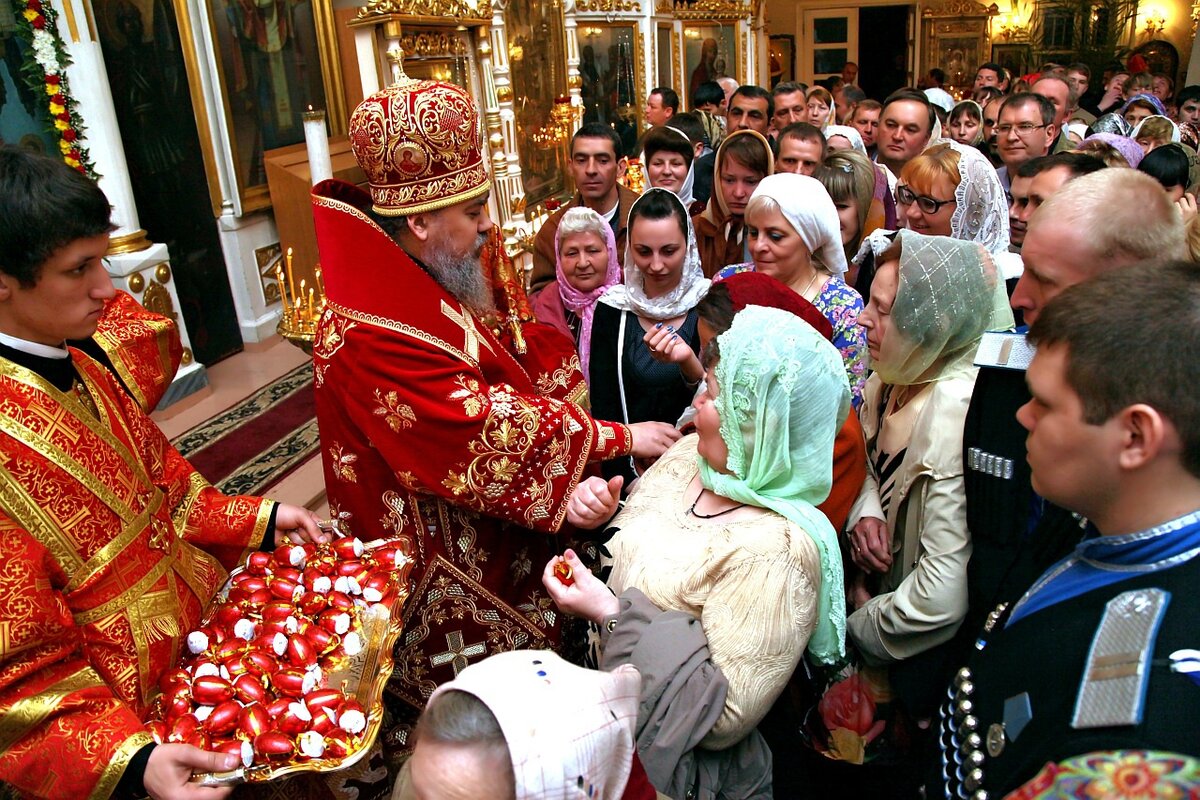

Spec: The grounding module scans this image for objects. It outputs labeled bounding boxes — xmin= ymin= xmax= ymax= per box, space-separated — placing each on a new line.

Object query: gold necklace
xmin=796 ymin=269 xmax=821 ymax=301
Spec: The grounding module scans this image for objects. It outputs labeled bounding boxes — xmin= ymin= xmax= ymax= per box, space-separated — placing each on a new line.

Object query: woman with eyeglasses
xmin=853 ymin=140 xmax=1009 ymax=302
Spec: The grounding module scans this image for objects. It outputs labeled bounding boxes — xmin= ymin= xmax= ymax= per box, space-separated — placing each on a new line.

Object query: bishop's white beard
xmin=425 ymin=231 xmax=495 ymax=318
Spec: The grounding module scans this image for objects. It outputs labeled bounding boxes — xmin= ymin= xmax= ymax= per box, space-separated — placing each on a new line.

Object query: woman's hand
xmin=566 ymin=476 xmax=623 ymax=529
xmin=849 ymin=516 xmax=892 ymax=573
xmin=541 ymin=548 xmax=620 ymax=624
xmin=272 ymin=504 xmax=330 ymax=548
xmin=643 ymin=323 xmax=704 ymax=382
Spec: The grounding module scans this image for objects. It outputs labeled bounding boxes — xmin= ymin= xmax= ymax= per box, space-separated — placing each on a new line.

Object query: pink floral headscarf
xmin=554 ymin=206 xmax=622 ymax=382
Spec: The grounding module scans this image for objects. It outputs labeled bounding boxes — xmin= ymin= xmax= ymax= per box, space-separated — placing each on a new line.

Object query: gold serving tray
xmin=190 ymin=536 xmax=413 ymax=786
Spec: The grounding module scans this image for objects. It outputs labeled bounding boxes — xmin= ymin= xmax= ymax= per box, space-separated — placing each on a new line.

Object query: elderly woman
xmin=397 ymin=650 xmax=660 ymax=800
xmin=545 ymin=306 xmax=851 ymax=800
xmin=694 ymin=129 xmax=774 ymax=278
xmin=589 ymin=188 xmax=706 ymax=485
xmin=716 ymin=172 xmax=869 ymax=407
xmin=1078 ymin=131 xmax=1143 ymax=167
xmin=809 ymin=231 xmax=1014 ymax=772
xmin=530 ymin=206 xmax=621 ymax=383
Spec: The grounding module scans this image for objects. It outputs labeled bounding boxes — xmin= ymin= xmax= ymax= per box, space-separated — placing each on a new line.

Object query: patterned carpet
xmin=171 ymin=362 xmax=321 ymax=496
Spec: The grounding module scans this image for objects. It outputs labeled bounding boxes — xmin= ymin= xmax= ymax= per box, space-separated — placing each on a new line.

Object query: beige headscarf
xmin=425 ymin=650 xmax=642 ymax=800
xmin=860 ymin=229 xmax=1014 ymax=386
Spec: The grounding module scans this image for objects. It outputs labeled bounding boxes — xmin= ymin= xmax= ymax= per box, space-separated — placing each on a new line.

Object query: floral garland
xmin=13 ymin=0 xmax=96 ymax=176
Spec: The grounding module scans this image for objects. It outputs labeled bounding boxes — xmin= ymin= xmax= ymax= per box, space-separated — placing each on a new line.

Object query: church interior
xmin=4 ymin=0 xmax=1198 ymax=517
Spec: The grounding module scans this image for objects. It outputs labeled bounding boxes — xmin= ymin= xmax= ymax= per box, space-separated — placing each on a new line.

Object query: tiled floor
xmin=152 ymin=337 xmax=329 ymax=517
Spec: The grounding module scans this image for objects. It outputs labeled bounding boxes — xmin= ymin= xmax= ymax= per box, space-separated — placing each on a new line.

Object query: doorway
xmin=95 ymin=0 xmax=245 ymax=365
xmin=858 ymin=5 xmax=913 ymax=100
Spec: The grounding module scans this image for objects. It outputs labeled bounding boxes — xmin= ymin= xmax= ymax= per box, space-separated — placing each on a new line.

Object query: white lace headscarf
xmin=942 ymin=139 xmax=1010 ymax=255
xmin=601 ymin=187 xmax=710 ymax=319
xmin=864 ymin=229 xmax=1015 ymax=386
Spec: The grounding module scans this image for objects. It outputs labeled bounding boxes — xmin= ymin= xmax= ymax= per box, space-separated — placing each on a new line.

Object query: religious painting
xmin=683 ymin=23 xmax=736 ymax=101
xmin=1132 ymin=40 xmax=1179 ymax=84
xmin=769 ymin=34 xmax=794 ymax=88
xmin=508 ymin=0 xmax=570 ymax=208
xmin=991 ymin=43 xmax=1031 ymax=81
xmin=208 ymin=0 xmax=341 ymax=212
xmin=0 ymin=6 xmax=58 ymax=154
xmin=656 ymin=23 xmax=674 ymax=92
xmin=576 ymin=24 xmax=642 ymax=158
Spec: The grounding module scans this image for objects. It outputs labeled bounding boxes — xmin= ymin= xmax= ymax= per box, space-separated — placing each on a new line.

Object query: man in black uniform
xmin=959 ymin=168 xmax=1186 ymax=644
xmin=939 ymin=260 xmax=1200 ymax=797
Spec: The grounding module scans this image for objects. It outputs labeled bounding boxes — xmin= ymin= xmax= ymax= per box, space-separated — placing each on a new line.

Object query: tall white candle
xmin=303 ymin=107 xmax=333 ymax=186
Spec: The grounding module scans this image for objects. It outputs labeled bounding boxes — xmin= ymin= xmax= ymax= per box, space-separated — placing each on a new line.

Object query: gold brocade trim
xmin=0 ymin=459 xmax=85 ymax=573
xmin=328 ymin=301 xmax=480 ymax=369
xmin=104 ymin=229 xmax=152 ymax=256
xmin=72 ymin=552 xmax=175 ymax=626
xmin=311 ymin=194 xmax=389 ymax=237
xmin=0 ymin=667 xmax=106 ymax=753
xmin=248 ymin=500 xmax=275 ymax=557
xmin=92 ymin=316 xmax=174 ymax=412
xmin=0 ymin=356 xmax=155 ymax=514
xmin=65 ymin=490 xmax=166 ymax=594
xmin=87 ymin=731 xmax=155 ymax=800
xmin=171 ymin=471 xmax=213 ymax=534
xmin=0 ymin=411 xmax=136 ymax=522
xmin=129 ymin=572 xmax=182 ymax=706
xmin=75 ymin=356 xmax=157 ymax=486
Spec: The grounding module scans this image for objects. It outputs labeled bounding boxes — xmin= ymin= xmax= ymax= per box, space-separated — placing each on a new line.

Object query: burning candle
xmin=308 ymin=288 xmax=315 ymax=322
xmin=286 ymin=247 xmax=297 ymax=311
xmin=275 ymin=265 xmax=291 ymax=316
xmin=299 ymin=279 xmax=307 ymax=321
xmin=302 ymin=107 xmax=333 ymax=185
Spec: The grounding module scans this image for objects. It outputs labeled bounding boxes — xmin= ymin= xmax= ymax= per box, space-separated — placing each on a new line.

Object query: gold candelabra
xmin=275 ymin=247 xmax=327 ymax=355
xmin=532 ymin=95 xmax=581 ymax=150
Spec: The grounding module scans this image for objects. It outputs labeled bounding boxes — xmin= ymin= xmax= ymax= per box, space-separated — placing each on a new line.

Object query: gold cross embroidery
xmin=26 ymin=401 xmax=83 ymax=446
xmin=597 ymin=424 xmax=615 ymax=446
xmin=441 ymin=300 xmax=494 ymax=362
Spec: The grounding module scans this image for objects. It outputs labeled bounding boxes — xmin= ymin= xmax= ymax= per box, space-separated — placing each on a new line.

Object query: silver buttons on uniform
xmin=968 ymin=447 xmax=1015 ymax=479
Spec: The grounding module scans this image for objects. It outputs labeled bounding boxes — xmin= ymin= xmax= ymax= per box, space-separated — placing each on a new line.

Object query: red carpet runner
xmin=171 ymin=362 xmax=320 ymax=496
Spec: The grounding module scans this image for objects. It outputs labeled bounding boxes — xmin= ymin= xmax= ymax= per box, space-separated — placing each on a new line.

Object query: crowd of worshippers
xmin=404 ymin=61 xmax=1200 ymax=799
xmin=2 ymin=53 xmax=1198 ymax=800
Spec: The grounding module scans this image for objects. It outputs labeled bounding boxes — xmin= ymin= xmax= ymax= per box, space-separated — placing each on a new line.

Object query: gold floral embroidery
xmin=395 ymin=470 xmax=420 ymax=492
xmin=327 ymin=500 xmax=353 ymax=536
xmin=373 ymin=389 xmax=417 ymax=432
xmin=534 ymin=354 xmax=583 ymax=397
xmin=448 ymin=375 xmax=484 ymax=417
xmin=314 ymin=311 xmax=357 ymax=388
xmin=328 ymin=443 xmax=359 ymax=483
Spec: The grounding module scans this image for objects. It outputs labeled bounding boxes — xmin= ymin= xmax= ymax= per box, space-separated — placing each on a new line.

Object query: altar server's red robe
xmin=0 ymin=352 xmax=272 ymax=799
xmin=311 ymin=182 xmax=632 ymax=746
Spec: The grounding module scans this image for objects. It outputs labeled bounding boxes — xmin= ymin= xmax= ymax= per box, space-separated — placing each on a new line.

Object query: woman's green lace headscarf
xmin=699 ymin=306 xmax=851 ymax=664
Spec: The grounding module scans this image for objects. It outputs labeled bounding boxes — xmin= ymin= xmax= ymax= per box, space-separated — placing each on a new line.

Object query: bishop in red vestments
xmin=311 ymin=76 xmax=678 ymax=752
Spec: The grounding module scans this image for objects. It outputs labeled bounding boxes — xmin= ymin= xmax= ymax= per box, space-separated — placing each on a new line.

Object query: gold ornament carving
xmin=665 ymin=0 xmax=751 ymax=20
xmin=352 ymin=0 xmax=489 ymax=25
xmin=181 ymin=347 xmax=193 ymax=366
xmin=496 ymin=85 xmax=513 ymax=103
xmin=127 ymin=273 xmax=145 ymax=293
xmin=399 ymin=31 xmax=468 ymax=58
xmin=106 ymin=229 xmax=152 ymax=256
xmin=922 ymin=0 xmax=996 ymax=17
xmin=154 ymin=264 xmax=172 ymax=284
xmin=575 ymin=0 xmax=640 ymax=12
xmin=141 ymin=281 xmax=178 ymax=323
